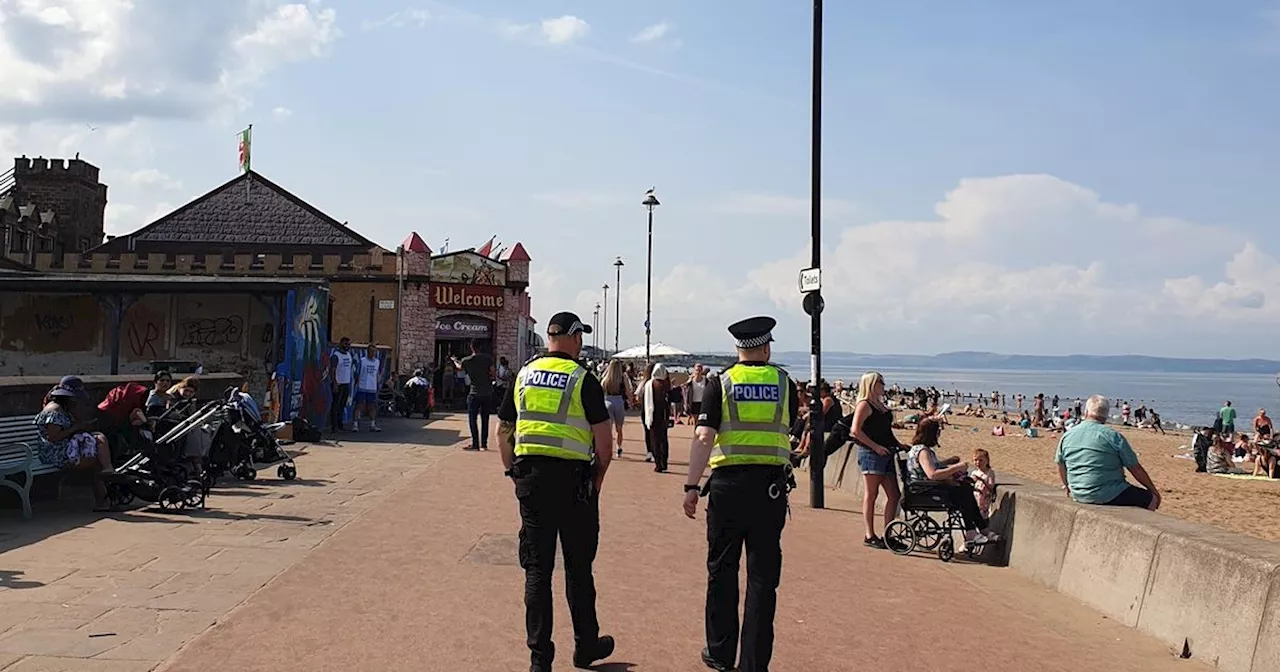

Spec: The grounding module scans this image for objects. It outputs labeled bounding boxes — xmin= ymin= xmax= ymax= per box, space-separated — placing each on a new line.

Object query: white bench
xmin=0 ymin=414 xmax=60 ymax=518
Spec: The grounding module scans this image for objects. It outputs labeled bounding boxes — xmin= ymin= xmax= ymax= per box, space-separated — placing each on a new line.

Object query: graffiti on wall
xmin=122 ymin=300 xmax=171 ymax=361
xmin=178 ymin=316 xmax=244 ymax=348
xmin=0 ymin=294 xmax=99 ymax=354
xmin=280 ymin=287 xmax=331 ymax=427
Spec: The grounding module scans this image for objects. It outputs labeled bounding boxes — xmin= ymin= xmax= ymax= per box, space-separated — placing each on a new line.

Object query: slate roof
xmin=92 ymin=171 xmax=380 ymax=254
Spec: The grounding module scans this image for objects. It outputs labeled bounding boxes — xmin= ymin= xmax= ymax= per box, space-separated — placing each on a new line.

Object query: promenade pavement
xmin=0 ymin=420 xmax=458 ymax=671
xmin=153 ymin=414 xmax=1201 ymax=672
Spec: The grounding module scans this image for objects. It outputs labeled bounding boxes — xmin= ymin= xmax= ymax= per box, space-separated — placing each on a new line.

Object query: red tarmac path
xmin=159 ymin=415 xmax=1201 ymax=671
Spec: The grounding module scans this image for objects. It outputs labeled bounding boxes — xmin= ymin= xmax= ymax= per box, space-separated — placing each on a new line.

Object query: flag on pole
xmin=476 ymin=235 xmax=496 ymax=257
xmin=238 ymin=125 xmax=253 ymax=174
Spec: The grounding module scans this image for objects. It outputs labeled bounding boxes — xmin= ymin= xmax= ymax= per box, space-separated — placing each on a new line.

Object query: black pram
xmin=103 ymin=400 xmax=216 ymax=510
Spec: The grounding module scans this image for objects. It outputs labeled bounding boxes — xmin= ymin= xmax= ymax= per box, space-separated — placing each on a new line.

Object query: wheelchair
xmin=882 ymin=449 xmax=989 ymax=562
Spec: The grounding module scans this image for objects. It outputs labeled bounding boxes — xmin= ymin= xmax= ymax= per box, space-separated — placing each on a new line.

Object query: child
xmin=970 ymin=448 xmax=997 ymax=518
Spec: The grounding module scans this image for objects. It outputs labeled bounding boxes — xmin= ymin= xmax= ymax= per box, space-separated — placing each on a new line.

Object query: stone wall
xmin=10 ymin=156 xmax=108 ymax=253
xmin=0 ymin=291 xmax=278 ymax=395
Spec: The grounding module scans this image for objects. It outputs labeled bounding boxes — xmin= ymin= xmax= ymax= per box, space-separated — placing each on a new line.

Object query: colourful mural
xmin=279 ymin=287 xmax=331 ymax=427
xmin=429 ymin=252 xmax=507 ymax=286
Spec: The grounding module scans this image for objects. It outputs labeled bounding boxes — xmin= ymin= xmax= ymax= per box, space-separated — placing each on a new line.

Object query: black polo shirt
xmin=496 ymin=352 xmax=610 ymax=426
xmin=696 ymin=361 xmax=800 ymax=432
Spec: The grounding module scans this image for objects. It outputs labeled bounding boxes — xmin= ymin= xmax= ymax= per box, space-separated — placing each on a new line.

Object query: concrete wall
xmin=800 ymin=424 xmax=1280 ymax=672
xmin=0 ymin=291 xmax=277 ymax=395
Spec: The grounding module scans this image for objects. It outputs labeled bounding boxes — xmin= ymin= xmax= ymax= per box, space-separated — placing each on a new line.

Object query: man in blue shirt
xmin=1055 ymin=395 xmax=1162 ymax=510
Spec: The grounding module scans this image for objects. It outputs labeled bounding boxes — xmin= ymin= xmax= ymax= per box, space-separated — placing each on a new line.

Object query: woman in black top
xmin=850 ymin=371 xmax=905 ymax=548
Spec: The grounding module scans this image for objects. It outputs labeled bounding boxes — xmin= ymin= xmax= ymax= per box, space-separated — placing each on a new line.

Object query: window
xmin=9 ymin=229 xmax=28 ymax=253
xmin=38 ymin=235 xmax=53 ymax=253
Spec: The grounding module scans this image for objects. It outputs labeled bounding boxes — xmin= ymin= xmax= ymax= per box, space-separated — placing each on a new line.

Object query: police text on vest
xmin=732 ymin=384 xmax=780 ymax=402
xmin=525 ymin=370 xmax=571 ymax=389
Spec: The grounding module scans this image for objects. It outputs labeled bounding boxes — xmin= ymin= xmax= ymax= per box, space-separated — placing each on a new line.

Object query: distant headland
xmin=773 ymin=351 xmax=1280 ymax=375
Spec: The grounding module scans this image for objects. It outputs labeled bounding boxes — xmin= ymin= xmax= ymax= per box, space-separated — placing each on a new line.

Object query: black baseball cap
xmin=547 ymin=312 xmax=592 ymax=336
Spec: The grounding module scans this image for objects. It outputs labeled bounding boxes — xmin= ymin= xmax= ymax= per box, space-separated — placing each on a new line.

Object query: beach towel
xmin=1212 ymin=473 xmax=1275 ymax=482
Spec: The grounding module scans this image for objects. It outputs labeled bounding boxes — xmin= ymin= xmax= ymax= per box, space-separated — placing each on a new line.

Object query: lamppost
xmin=593 ymin=303 xmax=601 ymax=351
xmin=807 ymin=0 xmax=826 ymax=510
xmin=642 ymin=188 xmax=660 ymax=363
xmin=613 ymin=257 xmax=624 ymax=355
xmin=602 ymin=283 xmax=610 ymax=358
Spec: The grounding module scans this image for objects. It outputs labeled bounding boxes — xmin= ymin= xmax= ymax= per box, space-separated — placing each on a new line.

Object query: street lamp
xmin=593 ymin=303 xmax=601 ymax=351
xmin=602 ymin=283 xmax=610 ymax=358
xmin=807 ymin=0 xmax=826 ymax=510
xmin=613 ymin=257 xmax=624 ymax=355
xmin=642 ymin=188 xmax=660 ymax=363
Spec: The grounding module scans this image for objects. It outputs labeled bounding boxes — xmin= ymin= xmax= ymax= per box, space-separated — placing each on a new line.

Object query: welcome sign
xmin=430 ymin=283 xmax=505 ymax=311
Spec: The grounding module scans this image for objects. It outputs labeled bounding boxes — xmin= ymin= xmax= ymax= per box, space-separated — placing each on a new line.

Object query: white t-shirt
xmin=332 ymin=349 xmax=354 ymax=385
xmin=689 ymin=378 xmax=708 ymax=403
xmin=357 ymin=356 xmax=381 ymax=392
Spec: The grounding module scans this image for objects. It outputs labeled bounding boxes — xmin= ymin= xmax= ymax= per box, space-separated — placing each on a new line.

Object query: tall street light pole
xmin=602 ymin=284 xmax=610 ymax=358
xmin=807 ymin=0 xmax=826 ymax=510
xmin=613 ymin=257 xmax=624 ymax=355
xmin=593 ymin=303 xmax=601 ymax=351
xmin=642 ymin=188 xmax=660 ymax=364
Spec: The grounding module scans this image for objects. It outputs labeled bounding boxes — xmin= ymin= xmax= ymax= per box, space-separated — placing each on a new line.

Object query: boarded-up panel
xmin=0 ymin=293 xmax=100 ymax=354
xmin=175 ymin=295 xmax=247 ymax=352
xmin=122 ymin=295 xmax=172 ymax=362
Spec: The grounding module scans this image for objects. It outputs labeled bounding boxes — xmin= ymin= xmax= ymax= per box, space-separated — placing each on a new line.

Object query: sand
xmin=908 ymin=416 xmax=1280 ymax=543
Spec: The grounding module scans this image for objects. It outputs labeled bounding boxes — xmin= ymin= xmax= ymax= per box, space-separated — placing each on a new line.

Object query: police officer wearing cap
xmin=682 ymin=316 xmax=798 ymax=672
xmin=496 ymin=311 xmax=617 ymax=672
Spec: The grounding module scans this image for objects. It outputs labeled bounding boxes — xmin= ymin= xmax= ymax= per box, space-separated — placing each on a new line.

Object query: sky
xmin=2 ymin=1 xmax=1280 ymax=359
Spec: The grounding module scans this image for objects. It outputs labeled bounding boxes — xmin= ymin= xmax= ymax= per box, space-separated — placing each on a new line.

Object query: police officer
xmin=682 ymin=316 xmax=798 ymax=672
xmin=496 ymin=312 xmax=617 ymax=672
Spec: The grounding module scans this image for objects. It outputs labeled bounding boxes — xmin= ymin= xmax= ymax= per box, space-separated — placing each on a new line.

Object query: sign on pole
xmin=798 ymin=267 xmax=821 ymax=293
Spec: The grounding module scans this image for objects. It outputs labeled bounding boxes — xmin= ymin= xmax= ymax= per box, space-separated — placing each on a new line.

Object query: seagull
xmin=85 ymin=124 xmax=97 ymax=132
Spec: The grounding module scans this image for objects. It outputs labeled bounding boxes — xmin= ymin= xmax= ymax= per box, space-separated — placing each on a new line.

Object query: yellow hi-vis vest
xmin=514 ymin=356 xmax=593 ymax=461
xmin=710 ymin=364 xmax=792 ymax=469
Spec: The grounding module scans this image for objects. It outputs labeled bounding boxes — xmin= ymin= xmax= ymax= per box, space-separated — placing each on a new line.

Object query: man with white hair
xmin=1054 ymin=394 xmax=1162 ymax=510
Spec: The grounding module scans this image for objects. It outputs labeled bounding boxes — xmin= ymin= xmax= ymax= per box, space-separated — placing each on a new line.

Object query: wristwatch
xmin=683 ymin=484 xmax=701 ymax=493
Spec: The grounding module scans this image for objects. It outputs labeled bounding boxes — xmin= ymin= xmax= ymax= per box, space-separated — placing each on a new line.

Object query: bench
xmin=0 ymin=414 xmax=59 ymax=518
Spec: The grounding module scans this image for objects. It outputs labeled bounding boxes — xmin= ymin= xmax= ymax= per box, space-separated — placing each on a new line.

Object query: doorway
xmin=433 ymin=314 xmax=495 ymax=409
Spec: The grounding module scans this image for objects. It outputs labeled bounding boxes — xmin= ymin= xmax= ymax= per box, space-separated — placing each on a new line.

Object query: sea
xmin=774 ymin=359 xmax=1280 ymax=428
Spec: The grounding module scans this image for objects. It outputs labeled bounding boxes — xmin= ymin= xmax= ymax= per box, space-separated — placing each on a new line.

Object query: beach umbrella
xmin=613 ymin=342 xmax=691 ymax=359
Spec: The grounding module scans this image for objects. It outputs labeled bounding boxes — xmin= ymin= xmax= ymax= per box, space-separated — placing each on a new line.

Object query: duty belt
xmin=699 ymin=464 xmax=795 ymax=501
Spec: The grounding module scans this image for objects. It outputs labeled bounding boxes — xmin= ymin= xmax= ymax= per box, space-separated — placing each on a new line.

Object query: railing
xmin=0 ymin=167 xmax=13 ymax=196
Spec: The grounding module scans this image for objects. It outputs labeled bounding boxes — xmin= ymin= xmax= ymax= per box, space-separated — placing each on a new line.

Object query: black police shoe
xmin=702 ymin=647 xmax=734 ymax=671
xmin=572 ymin=634 xmax=615 ymax=668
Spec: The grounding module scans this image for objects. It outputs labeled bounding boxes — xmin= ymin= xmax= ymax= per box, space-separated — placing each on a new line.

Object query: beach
xmin=909 ymin=417 xmax=1280 ymax=543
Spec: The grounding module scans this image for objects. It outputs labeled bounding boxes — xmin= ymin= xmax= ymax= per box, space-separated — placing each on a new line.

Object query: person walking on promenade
xmin=496 ymin=312 xmax=616 ymax=672
xmin=328 ymin=336 xmax=354 ymax=433
xmin=600 ymin=360 xmax=634 ymax=457
xmin=452 ymin=340 xmax=495 ymax=451
xmin=640 ymin=364 xmax=672 ymax=472
xmin=682 ymin=316 xmax=798 ymax=672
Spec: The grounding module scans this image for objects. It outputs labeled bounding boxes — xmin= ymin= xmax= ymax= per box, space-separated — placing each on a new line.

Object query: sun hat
xmin=49 ymin=375 xmax=89 ymax=402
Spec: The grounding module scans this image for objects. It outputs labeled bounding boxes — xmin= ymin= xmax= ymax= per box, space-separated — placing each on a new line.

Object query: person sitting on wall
xmin=164 ymin=377 xmax=206 ymax=473
xmin=145 ymin=370 xmax=173 ymax=418
xmin=34 ymin=376 xmax=116 ymax=511
xmin=97 ymin=379 xmax=150 ymax=460
xmin=1055 ymin=395 xmax=1161 ymax=511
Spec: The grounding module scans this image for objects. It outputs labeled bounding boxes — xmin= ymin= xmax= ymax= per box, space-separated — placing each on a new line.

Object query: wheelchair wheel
xmin=912 ymin=516 xmax=945 ymax=551
xmin=884 ymin=520 xmax=916 ymax=556
xmin=938 ymin=537 xmax=955 ymax=562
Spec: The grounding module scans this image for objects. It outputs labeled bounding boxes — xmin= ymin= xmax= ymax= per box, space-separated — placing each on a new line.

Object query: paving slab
xmin=0 ymin=419 xmax=455 ymax=671
xmin=158 ymin=415 xmax=1205 ymax=672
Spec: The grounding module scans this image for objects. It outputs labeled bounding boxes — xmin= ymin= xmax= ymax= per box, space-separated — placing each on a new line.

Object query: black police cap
xmin=547 ymin=312 xmax=592 ymax=336
xmin=728 ymin=316 xmax=776 ymax=349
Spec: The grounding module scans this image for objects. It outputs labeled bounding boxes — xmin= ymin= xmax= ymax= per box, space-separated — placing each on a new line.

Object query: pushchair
xmin=204 ymin=387 xmax=296 ymax=484
xmin=103 ymin=400 xmax=215 ymax=510
xmin=882 ymin=449 xmax=992 ymax=562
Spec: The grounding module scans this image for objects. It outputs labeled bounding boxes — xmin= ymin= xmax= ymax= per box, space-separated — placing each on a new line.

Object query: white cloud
xmin=111 ymin=168 xmax=182 ymax=190
xmin=503 ymin=15 xmax=589 ymax=46
xmin=272 ymin=105 xmax=293 ymax=120
xmin=0 ymin=1 xmax=339 ymax=124
xmin=361 ymin=8 xmax=430 ymax=31
xmin=536 ymin=174 xmax=1280 ymax=357
xmin=711 ymin=192 xmax=858 ymax=218
xmin=531 ymin=192 xmax=619 ymax=210
xmin=631 ymin=22 xmax=677 ymax=47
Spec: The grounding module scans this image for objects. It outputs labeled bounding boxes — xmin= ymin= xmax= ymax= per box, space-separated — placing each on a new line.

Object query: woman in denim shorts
xmin=850 ymin=371 xmax=905 ymax=548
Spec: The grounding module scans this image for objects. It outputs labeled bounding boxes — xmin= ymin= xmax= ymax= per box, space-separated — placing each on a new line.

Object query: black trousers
xmin=329 ymin=383 xmax=350 ymax=430
xmin=705 ymin=465 xmax=788 ymax=672
xmin=646 ymin=423 xmax=670 ymax=470
xmin=514 ymin=457 xmax=601 ymax=668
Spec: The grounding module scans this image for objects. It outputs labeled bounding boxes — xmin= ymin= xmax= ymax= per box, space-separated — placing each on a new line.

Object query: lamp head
xmin=642 ymin=188 xmax=660 ymax=209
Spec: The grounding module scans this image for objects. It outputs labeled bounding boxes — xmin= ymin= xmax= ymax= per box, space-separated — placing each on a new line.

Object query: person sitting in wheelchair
xmin=906 ymin=417 xmax=1001 ymax=550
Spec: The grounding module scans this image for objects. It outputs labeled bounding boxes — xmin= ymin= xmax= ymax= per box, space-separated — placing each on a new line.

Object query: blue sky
xmin=3 ymin=1 xmax=1279 ymax=358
